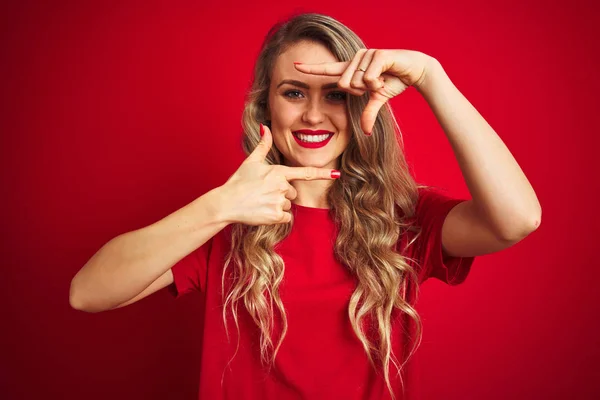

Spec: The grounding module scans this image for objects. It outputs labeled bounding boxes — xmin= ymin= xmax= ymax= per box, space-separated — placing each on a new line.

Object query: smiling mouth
xmin=293 ymin=132 xmax=334 ymax=143
xmin=292 ymin=130 xmax=334 ymax=143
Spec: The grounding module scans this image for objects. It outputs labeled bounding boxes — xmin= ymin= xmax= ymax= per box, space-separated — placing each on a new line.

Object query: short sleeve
xmin=168 ymin=237 xmax=213 ymax=299
xmin=414 ymin=187 xmax=475 ymax=285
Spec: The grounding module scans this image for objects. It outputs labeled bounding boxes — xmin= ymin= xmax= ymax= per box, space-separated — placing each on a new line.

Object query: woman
xmin=70 ymin=13 xmax=541 ymax=400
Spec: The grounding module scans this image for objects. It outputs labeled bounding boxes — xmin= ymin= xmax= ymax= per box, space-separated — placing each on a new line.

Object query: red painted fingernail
xmin=365 ymin=132 xmax=372 ymax=136
xmin=293 ymin=62 xmax=302 ymax=65
xmin=331 ymin=170 xmax=341 ymax=179
xmin=260 ymin=123 xmax=264 ymax=137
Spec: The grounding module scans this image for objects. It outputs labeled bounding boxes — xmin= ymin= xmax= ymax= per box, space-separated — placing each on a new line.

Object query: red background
xmin=2 ymin=0 xmax=599 ymax=399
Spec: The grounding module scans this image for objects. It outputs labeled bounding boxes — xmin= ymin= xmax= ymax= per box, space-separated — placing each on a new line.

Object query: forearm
xmin=416 ymin=58 xmax=541 ymax=240
xmin=70 ymin=187 xmax=229 ymax=310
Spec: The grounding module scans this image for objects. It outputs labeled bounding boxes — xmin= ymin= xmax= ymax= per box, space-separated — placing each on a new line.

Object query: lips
xmin=291 ymin=129 xmax=334 ymax=149
xmin=292 ymin=129 xmax=334 ymax=136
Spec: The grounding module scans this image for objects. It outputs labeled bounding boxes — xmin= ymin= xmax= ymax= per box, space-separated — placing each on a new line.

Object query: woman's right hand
xmin=218 ymin=124 xmax=340 ymax=226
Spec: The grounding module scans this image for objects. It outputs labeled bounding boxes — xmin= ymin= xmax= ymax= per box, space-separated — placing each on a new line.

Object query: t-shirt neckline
xmin=291 ymin=203 xmax=331 ymax=213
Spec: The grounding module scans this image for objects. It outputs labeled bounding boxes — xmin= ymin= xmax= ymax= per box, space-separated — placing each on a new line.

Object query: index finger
xmin=281 ymin=166 xmax=340 ymax=181
xmin=294 ymin=61 xmax=349 ymax=76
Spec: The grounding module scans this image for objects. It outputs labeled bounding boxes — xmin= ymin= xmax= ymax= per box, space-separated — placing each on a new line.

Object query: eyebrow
xmin=276 ymin=79 xmax=339 ymax=90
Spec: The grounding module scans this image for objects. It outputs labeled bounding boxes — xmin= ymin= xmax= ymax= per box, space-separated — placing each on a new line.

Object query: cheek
xmin=272 ymin=101 xmax=300 ymax=124
xmin=331 ymin=109 xmax=349 ymax=130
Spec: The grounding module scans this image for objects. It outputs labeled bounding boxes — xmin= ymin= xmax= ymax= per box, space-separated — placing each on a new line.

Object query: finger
xmin=281 ymin=166 xmax=341 ymax=181
xmin=276 ymin=179 xmax=298 ymax=200
xmin=282 ymin=198 xmax=292 ymax=211
xmin=363 ymin=50 xmax=388 ymax=92
xmin=357 ymin=50 xmax=384 ymax=92
xmin=246 ymin=123 xmax=272 ymax=163
xmin=278 ymin=211 xmax=292 ymax=224
xmin=284 ymin=184 xmax=298 ymax=200
xmin=337 ymin=50 xmax=369 ymax=96
xmin=294 ymin=61 xmax=349 ymax=76
xmin=362 ymin=93 xmax=388 ymax=135
xmin=350 ymin=49 xmax=376 ymax=91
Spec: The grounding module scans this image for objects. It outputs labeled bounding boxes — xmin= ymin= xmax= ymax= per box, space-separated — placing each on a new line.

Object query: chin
xmin=295 ymin=155 xmax=330 ymax=166
xmin=284 ymin=160 xmax=314 ymax=169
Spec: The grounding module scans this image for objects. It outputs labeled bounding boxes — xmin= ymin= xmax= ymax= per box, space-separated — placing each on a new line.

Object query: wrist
xmin=414 ymin=57 xmax=445 ymax=94
xmin=195 ymin=186 xmax=234 ymax=229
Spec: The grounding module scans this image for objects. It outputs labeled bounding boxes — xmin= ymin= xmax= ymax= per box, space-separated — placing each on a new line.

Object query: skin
xmin=295 ymin=47 xmax=541 ymax=254
xmin=265 ymin=40 xmax=540 ymax=253
xmin=266 ymin=40 xmax=351 ymax=209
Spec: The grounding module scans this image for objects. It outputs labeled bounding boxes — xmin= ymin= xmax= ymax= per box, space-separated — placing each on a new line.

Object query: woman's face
xmin=267 ymin=40 xmax=351 ymax=170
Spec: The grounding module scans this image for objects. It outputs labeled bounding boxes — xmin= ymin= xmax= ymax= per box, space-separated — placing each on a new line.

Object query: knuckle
xmin=269 ymin=165 xmax=283 ymax=175
xmin=283 ymin=211 xmax=292 ymax=223
xmin=363 ymin=73 xmax=376 ymax=82
xmin=304 ymin=167 xmax=317 ymax=180
xmin=271 ymin=209 xmax=282 ymax=223
xmin=275 ymin=209 xmax=289 ymax=224
xmin=265 ymin=167 xmax=277 ymax=177
xmin=257 ymin=141 xmax=268 ymax=152
xmin=350 ymin=79 xmax=362 ymax=89
xmin=338 ymin=80 xmax=350 ymax=90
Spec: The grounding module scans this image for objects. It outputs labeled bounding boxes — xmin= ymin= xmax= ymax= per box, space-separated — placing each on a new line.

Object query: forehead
xmin=272 ymin=41 xmax=338 ymax=85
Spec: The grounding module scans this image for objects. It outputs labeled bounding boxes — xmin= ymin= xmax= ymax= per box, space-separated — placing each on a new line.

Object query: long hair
xmin=222 ymin=12 xmax=425 ymax=398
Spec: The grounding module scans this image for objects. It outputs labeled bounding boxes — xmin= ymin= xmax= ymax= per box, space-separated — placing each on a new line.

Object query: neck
xmin=283 ymin=157 xmax=340 ymax=209
xmin=291 ymin=180 xmax=333 ymax=209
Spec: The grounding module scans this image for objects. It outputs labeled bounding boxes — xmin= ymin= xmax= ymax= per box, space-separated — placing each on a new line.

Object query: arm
xmin=69 ymin=187 xmax=229 ymax=313
xmin=416 ymin=58 xmax=541 ymax=255
xmin=70 ymin=122 xmax=338 ymax=313
xmin=294 ymin=50 xmax=540 ymax=255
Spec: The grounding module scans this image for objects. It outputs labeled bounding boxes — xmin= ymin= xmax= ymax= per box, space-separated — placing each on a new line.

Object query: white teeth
xmin=297 ymin=134 xmax=330 ymax=143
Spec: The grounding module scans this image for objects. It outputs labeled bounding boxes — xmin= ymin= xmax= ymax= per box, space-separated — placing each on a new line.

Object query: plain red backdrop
xmin=1 ymin=0 xmax=599 ymax=399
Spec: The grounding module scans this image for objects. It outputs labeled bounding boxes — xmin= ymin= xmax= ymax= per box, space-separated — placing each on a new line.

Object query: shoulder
xmin=407 ymin=185 xmax=474 ymax=285
xmin=395 ymin=185 xmax=456 ymax=227
xmin=411 ymin=185 xmax=467 ymax=229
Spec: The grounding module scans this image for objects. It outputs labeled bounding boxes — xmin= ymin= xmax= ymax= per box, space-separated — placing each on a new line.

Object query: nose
xmin=301 ymin=98 xmax=325 ymax=125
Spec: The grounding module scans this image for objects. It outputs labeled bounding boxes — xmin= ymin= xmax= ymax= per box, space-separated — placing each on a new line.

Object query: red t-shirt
xmin=169 ymin=187 xmax=475 ymax=399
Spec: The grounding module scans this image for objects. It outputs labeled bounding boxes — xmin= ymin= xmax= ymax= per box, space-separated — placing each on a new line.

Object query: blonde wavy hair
xmin=222 ymin=12 xmax=426 ymax=398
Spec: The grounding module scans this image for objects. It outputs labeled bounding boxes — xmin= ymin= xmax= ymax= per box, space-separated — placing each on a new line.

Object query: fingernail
xmin=365 ymin=132 xmax=372 ymax=136
xmin=260 ymin=123 xmax=264 ymax=137
xmin=331 ymin=170 xmax=341 ymax=179
xmin=293 ymin=62 xmax=302 ymax=65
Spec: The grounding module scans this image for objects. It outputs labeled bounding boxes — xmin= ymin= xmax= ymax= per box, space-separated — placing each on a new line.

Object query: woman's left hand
xmin=294 ymin=49 xmax=436 ymax=135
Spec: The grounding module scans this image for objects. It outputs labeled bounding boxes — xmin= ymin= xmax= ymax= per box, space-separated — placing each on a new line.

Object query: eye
xmin=282 ymin=89 xmax=347 ymax=102
xmin=284 ymin=90 xmax=304 ymax=99
xmin=327 ymin=91 xmax=347 ymax=102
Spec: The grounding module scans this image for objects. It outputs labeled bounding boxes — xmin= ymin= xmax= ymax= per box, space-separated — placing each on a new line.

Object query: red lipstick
xmin=292 ymin=130 xmax=334 ymax=149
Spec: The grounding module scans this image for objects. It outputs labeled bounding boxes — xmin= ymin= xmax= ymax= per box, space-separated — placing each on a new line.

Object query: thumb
xmin=362 ymin=93 xmax=387 ymax=135
xmin=247 ymin=123 xmax=273 ymax=163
